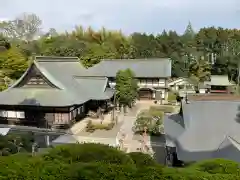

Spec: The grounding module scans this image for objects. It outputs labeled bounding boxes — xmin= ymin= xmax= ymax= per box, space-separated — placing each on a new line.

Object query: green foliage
xmin=188 ymin=158 xmax=240 ymax=175
xmin=188 ymin=56 xmax=211 ymax=89
xmin=133 ymin=108 xmax=164 ymax=134
xmin=0 ymin=36 xmax=11 ymax=51
xmin=0 ymin=154 xmax=69 ymax=180
xmin=44 ymin=143 xmax=134 ymax=165
xmin=65 ymin=162 xmax=137 ymax=180
xmin=0 ymin=132 xmax=34 ymax=156
xmin=0 ymin=144 xmax=239 ymax=179
xmin=116 ymin=68 xmax=138 ymax=107
xmin=0 ymin=46 xmax=28 ymax=79
xmin=1 ymin=15 xmax=240 ymax=82
xmin=128 ymin=152 xmax=158 ymax=167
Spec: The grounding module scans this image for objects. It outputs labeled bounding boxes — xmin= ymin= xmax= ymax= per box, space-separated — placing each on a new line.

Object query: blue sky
xmin=1 ymin=0 xmax=239 ymax=34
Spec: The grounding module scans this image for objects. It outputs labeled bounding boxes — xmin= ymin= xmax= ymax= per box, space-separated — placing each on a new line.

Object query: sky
xmin=0 ymin=0 xmax=239 ymax=34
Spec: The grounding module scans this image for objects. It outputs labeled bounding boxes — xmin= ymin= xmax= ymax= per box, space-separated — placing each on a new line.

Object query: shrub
xmin=66 ymin=162 xmax=137 ymax=180
xmin=133 ymin=108 xmax=164 ymax=135
xmin=44 ymin=143 xmax=134 ymax=165
xmin=128 ymin=152 xmax=158 ymax=167
xmin=188 ymin=158 xmax=240 ymax=175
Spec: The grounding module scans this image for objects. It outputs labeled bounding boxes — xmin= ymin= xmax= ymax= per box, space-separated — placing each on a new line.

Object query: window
xmin=55 ymin=113 xmax=69 ymax=123
xmin=0 ymin=111 xmax=25 ymax=118
xmin=55 ymin=113 xmax=62 ymax=123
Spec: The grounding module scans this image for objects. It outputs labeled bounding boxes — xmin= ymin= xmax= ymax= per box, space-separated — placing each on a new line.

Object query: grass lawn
xmin=150 ymin=105 xmax=180 ymax=114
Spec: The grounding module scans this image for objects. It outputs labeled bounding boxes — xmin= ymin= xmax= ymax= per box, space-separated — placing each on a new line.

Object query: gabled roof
xmin=85 ymin=58 xmax=171 ymax=78
xmin=164 ymin=96 xmax=240 ymax=162
xmin=0 ymin=56 xmax=114 ymax=107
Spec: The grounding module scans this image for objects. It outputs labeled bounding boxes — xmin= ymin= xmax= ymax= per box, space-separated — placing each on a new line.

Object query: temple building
xmin=85 ymin=58 xmax=171 ymax=100
xmin=0 ymin=56 xmax=114 ymax=129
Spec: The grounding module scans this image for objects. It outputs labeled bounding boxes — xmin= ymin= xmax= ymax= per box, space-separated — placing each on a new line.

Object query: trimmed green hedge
xmin=128 ymin=152 xmax=158 ymax=167
xmin=188 ymin=158 xmax=240 ymax=175
xmin=0 ymin=144 xmax=240 ymax=179
xmin=44 ymin=143 xmax=134 ymax=165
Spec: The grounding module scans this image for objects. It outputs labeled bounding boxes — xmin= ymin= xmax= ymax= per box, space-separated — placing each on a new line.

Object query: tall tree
xmin=188 ymin=56 xmax=211 ymax=90
xmin=116 ymin=69 xmax=138 ymax=108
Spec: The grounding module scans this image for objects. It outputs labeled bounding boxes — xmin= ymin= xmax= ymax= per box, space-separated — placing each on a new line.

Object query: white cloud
xmin=0 ymin=0 xmax=238 ymax=34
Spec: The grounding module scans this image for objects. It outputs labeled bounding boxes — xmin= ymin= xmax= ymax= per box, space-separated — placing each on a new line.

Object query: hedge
xmin=188 ymin=158 xmax=240 ymax=175
xmin=128 ymin=152 xmax=158 ymax=167
xmin=43 ymin=143 xmax=134 ymax=165
xmin=0 ymin=144 xmax=240 ymax=179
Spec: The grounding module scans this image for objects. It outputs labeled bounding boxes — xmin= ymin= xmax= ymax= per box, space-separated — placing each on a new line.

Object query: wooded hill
xmin=0 ymin=13 xmax=240 ymax=87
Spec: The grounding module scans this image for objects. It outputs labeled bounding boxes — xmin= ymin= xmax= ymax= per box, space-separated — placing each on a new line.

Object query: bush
xmin=0 ymin=149 xmax=240 ymax=179
xmin=66 ymin=162 xmax=137 ymax=180
xmin=0 ymin=154 xmax=69 ymax=180
xmin=44 ymin=143 xmax=134 ymax=165
xmin=133 ymin=109 xmax=164 ymax=135
xmin=128 ymin=152 xmax=158 ymax=167
xmin=188 ymin=158 xmax=240 ymax=175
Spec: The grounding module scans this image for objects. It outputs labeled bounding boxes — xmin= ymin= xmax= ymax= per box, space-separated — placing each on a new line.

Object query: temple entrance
xmin=138 ymin=88 xmax=154 ymax=100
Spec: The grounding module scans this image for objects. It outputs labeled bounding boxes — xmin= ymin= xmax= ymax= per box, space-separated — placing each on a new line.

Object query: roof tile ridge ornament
xmin=34 ymin=56 xmax=79 ymax=62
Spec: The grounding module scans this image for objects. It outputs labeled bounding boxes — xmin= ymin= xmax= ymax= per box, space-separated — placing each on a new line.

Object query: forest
xmin=0 ymin=13 xmax=240 ymax=87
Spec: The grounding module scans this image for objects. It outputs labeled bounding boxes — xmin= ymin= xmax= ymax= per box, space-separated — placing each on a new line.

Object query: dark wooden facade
xmin=138 ymin=88 xmax=153 ymax=100
xmin=0 ymin=99 xmax=112 ymax=129
xmin=0 ymin=105 xmax=85 ymax=129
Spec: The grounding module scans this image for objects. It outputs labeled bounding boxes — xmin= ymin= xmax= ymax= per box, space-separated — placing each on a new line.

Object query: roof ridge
xmin=35 ymin=56 xmax=79 ymax=62
xmin=102 ymin=58 xmax=170 ymax=62
xmin=73 ymin=75 xmax=107 ymax=80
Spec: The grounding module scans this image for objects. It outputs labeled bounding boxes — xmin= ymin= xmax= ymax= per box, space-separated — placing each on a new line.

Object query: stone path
xmin=118 ymin=102 xmax=152 ymax=152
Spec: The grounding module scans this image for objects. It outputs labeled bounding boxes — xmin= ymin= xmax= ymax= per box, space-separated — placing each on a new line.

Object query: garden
xmin=132 ymin=104 xmax=177 ymax=136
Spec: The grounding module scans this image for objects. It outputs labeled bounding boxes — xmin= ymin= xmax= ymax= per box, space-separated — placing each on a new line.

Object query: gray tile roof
xmin=0 ymin=88 xmax=86 ymax=107
xmin=0 ymin=56 xmax=114 ymax=107
xmin=164 ymin=98 xmax=240 ymax=162
xmin=85 ymin=58 xmax=172 ymax=78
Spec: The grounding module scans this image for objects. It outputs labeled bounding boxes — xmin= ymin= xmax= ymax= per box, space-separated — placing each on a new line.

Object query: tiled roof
xmin=165 ymin=96 xmax=240 ymax=162
xmin=188 ymin=94 xmax=240 ymax=101
xmin=85 ymin=58 xmax=172 ymax=78
xmin=0 ymin=56 xmax=114 ymax=107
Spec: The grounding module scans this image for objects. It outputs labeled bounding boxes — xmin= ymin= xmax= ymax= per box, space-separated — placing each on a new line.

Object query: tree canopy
xmin=115 ymin=68 xmax=138 ymax=107
xmin=0 ymin=13 xmax=239 ymax=86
